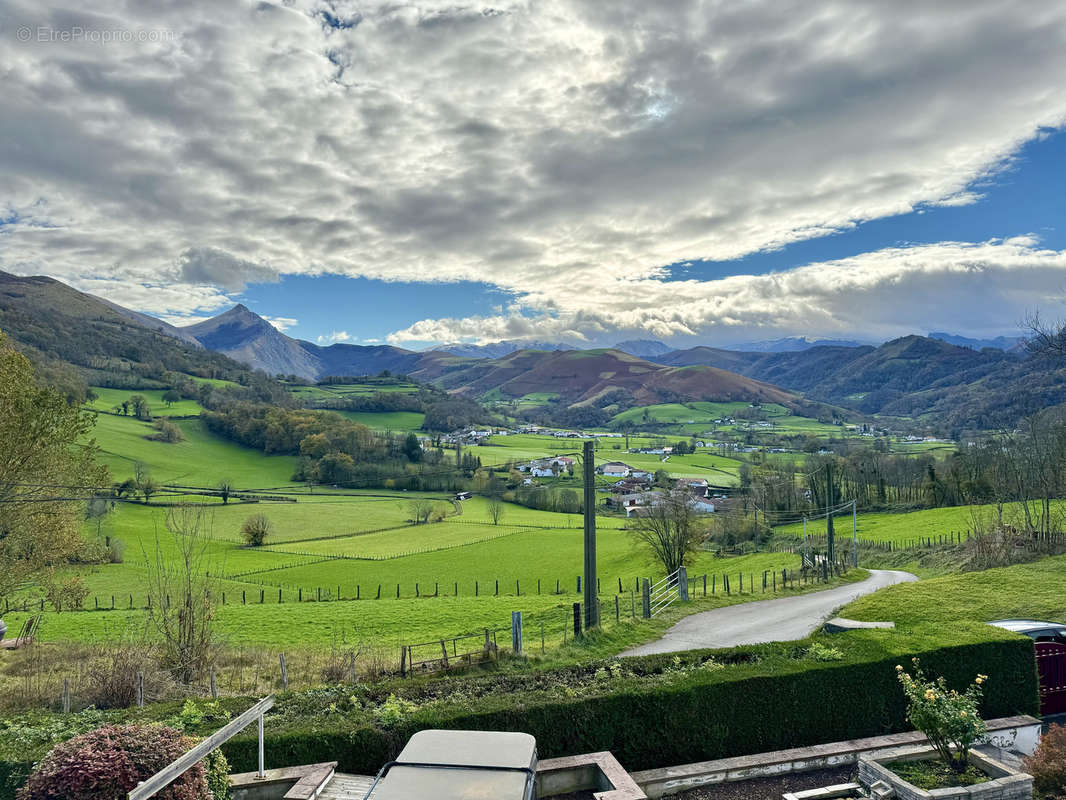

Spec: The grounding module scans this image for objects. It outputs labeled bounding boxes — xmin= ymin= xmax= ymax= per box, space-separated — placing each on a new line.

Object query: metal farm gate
xmin=1036 ymin=642 xmax=1066 ymax=715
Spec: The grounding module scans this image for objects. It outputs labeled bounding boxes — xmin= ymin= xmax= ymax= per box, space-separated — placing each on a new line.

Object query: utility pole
xmin=456 ymin=439 xmax=462 ymax=473
xmin=825 ymin=461 xmax=835 ymax=565
xmin=753 ymin=507 xmax=758 ymax=552
xmin=582 ymin=439 xmax=598 ymax=629
xmin=852 ymin=499 xmax=858 ymax=567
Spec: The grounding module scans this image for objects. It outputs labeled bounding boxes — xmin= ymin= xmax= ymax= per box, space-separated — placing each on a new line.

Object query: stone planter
xmin=857 ymin=747 xmax=1032 ymax=800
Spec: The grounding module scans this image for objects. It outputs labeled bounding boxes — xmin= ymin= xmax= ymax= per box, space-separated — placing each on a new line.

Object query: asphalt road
xmin=619 ymin=568 xmax=918 ymax=657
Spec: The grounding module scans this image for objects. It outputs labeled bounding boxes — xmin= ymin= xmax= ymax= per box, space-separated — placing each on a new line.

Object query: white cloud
xmin=387 ymin=237 xmax=1066 ymax=345
xmin=265 ymin=316 xmax=299 ymax=332
xmin=316 ymin=330 xmax=351 ymax=344
xmin=2 ymin=0 xmax=1066 ymax=340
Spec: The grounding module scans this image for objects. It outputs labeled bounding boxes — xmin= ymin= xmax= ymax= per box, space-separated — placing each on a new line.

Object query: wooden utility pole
xmin=826 ymin=462 xmax=835 ymax=565
xmin=582 ymin=439 xmax=598 ymax=629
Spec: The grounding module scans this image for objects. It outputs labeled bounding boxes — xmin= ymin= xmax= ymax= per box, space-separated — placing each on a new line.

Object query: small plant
xmin=373 ymin=694 xmax=418 ymax=727
xmin=18 ymin=723 xmax=208 ymax=800
xmin=1025 ymin=722 xmax=1066 ymax=798
xmin=896 ymin=658 xmax=987 ymax=774
xmin=241 ymin=513 xmax=273 ymax=547
xmin=805 ymin=642 xmax=844 ymax=662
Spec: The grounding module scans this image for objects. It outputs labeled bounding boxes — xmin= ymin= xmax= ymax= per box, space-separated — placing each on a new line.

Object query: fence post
xmin=630 ymin=590 xmax=635 ymax=619
xmin=440 ymin=640 xmax=449 ymax=668
xmin=641 ymin=578 xmax=651 ymax=619
xmin=279 ymin=653 xmax=288 ymax=689
xmin=678 ymin=566 xmax=689 ymax=601
xmin=210 ymin=668 xmax=218 ymax=699
xmin=573 ymin=602 xmax=582 ymax=638
xmin=62 ymin=678 xmax=71 ymax=713
xmin=615 ymin=594 xmax=620 ymax=622
xmin=136 ymin=671 xmax=144 ymax=707
xmin=512 ymin=611 xmax=523 ymax=655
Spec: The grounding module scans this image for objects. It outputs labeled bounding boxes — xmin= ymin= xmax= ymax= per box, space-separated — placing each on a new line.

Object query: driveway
xmin=620 ymin=568 xmax=917 ymax=657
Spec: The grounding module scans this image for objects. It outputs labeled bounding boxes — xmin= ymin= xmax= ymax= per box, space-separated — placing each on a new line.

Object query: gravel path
xmin=620 ymin=568 xmax=917 ymax=657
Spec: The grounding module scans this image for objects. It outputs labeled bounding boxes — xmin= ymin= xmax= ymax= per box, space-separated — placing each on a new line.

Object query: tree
xmin=217 ymin=478 xmax=235 ymax=505
xmin=628 ymin=490 xmax=706 ymax=574
xmin=488 ymin=495 xmax=505 ymax=525
xmin=129 ymin=394 xmax=152 ymax=420
xmin=140 ymin=476 xmax=160 ymax=503
xmin=408 ymin=499 xmax=434 ymax=524
xmin=145 ymin=503 xmax=221 ymax=683
xmin=0 ymin=335 xmax=108 ymax=605
xmin=402 ymin=432 xmax=423 ymax=463
xmin=241 ymin=513 xmax=272 ymax=546
xmin=152 ymin=418 xmax=184 ymax=443
xmin=162 ymin=389 xmax=181 ymax=408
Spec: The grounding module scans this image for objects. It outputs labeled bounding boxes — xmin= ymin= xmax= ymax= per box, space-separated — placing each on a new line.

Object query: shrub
xmin=18 ymin=724 xmax=207 ymax=800
xmin=203 ymin=750 xmax=231 ymax=800
xmin=1026 ymin=723 xmax=1066 ymax=798
xmin=896 ymin=657 xmax=987 ymax=773
xmin=240 ymin=514 xmax=272 ymax=547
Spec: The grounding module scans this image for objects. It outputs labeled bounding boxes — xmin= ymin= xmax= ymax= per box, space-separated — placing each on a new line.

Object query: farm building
xmin=598 ymin=461 xmax=632 ymax=477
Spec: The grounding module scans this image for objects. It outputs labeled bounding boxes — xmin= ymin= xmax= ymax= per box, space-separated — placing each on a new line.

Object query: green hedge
xmin=0 ymin=628 xmax=1039 ymax=800
xmin=220 ymin=632 xmax=1039 ymax=775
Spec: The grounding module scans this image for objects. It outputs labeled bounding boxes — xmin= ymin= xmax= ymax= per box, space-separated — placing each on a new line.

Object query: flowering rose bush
xmin=896 ymin=657 xmax=988 ymax=773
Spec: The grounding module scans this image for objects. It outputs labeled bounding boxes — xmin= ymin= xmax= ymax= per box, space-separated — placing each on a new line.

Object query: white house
xmin=598 ymin=461 xmax=632 ymax=478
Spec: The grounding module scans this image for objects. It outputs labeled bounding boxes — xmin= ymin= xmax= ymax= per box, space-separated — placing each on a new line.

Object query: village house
xmin=597 ymin=461 xmax=632 ymax=477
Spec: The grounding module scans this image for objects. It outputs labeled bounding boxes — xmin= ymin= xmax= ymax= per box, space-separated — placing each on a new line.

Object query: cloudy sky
xmin=2 ymin=1 xmax=1066 ymax=349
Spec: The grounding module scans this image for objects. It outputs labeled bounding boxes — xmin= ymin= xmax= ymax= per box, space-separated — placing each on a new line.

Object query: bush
xmin=240 ymin=514 xmax=272 ymax=547
xmin=18 ymin=724 xmax=207 ymax=800
xmin=203 ymin=750 xmax=231 ymax=800
xmin=896 ymin=657 xmax=987 ymax=773
xmin=1026 ymin=723 xmax=1066 ymax=799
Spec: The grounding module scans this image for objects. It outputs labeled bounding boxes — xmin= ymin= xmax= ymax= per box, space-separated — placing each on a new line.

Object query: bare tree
xmin=628 ymin=490 xmax=707 ymax=575
xmin=1024 ymin=311 xmax=1066 ymax=358
xmin=488 ymin=495 xmax=505 ymax=525
xmin=217 ymin=478 xmax=235 ymax=505
xmin=241 ymin=513 xmax=273 ymax=546
xmin=408 ymin=499 xmax=434 ymax=524
xmin=145 ymin=503 xmax=221 ymax=684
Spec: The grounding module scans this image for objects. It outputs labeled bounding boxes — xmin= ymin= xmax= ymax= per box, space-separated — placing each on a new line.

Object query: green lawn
xmin=87 ymin=386 xmax=204 ymax=417
xmin=841 ymin=553 xmax=1066 ymax=629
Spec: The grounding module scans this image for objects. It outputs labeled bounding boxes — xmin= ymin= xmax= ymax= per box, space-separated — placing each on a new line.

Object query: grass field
xmin=841 ymin=552 xmax=1066 ymax=630
xmin=3 ymin=550 xmax=853 ymax=652
xmin=773 ymin=501 xmax=1066 ymax=546
xmin=87 ymin=414 xmax=298 ymax=487
xmin=87 ymin=387 xmax=204 ymax=417
xmin=334 ymin=410 xmax=425 ymax=431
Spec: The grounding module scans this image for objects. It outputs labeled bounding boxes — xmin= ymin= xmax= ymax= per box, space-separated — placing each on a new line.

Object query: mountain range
xmin=1 ymin=269 xmax=1062 ymax=431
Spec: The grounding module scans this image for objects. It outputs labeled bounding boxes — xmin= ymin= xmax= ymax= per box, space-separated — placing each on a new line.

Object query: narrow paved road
xmin=620 ymin=569 xmax=917 ymax=657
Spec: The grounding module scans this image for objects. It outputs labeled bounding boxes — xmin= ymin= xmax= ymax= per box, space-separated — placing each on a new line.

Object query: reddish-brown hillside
xmin=436 ymin=348 xmax=800 ymax=408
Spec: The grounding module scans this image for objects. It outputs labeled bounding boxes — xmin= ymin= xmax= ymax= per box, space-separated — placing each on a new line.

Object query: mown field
xmin=773 ymin=500 xmax=1066 ymax=546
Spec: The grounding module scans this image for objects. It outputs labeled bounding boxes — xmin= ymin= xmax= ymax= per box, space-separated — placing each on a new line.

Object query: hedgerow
xmin=0 ymin=624 xmax=1038 ymax=800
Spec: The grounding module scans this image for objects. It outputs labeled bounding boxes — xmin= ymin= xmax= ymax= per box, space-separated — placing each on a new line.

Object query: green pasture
xmin=4 ymin=550 xmax=843 ymax=651
xmin=334 ymin=410 xmax=425 ymax=431
xmin=86 ymin=414 xmax=298 ymax=488
xmin=87 ymin=386 xmax=203 ymax=417
xmin=773 ymin=500 xmax=1066 ymax=545
xmin=841 ymin=552 xmax=1066 ymax=629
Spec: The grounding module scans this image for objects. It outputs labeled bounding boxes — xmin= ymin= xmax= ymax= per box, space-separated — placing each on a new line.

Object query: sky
xmin=1 ymin=1 xmax=1066 ymax=350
